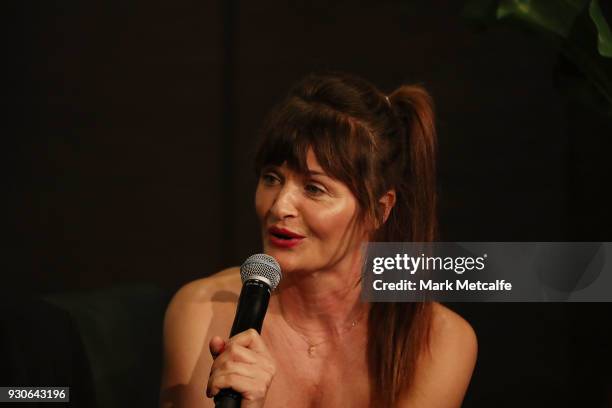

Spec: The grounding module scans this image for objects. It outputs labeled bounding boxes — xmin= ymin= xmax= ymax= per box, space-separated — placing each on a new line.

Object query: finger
xmin=209 ymin=335 xmax=226 ymax=358
xmin=210 ymin=343 xmax=258 ymax=372
xmin=207 ymin=372 xmax=269 ymax=401
xmin=228 ymin=328 xmax=270 ymax=355
xmin=207 ymin=361 xmax=256 ymax=398
xmin=212 ymin=360 xmax=274 ymax=386
xmin=211 ymin=360 xmax=258 ymax=380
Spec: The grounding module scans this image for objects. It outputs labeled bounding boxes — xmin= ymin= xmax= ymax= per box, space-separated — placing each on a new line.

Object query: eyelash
xmin=304 ymin=184 xmax=325 ymax=195
xmin=261 ymin=173 xmax=280 ymax=185
xmin=261 ymin=173 xmax=327 ymax=196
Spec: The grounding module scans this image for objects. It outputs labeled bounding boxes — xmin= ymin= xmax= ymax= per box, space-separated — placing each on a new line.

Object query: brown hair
xmin=255 ymin=72 xmax=436 ymax=406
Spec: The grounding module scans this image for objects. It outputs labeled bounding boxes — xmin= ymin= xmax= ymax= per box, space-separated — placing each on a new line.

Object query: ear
xmin=378 ymin=189 xmax=396 ymax=226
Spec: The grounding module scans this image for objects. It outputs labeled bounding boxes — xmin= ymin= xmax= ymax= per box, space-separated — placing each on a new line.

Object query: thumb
xmin=209 ymin=335 xmax=226 ymax=358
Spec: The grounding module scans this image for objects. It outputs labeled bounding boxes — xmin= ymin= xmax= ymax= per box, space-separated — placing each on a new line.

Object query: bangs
xmin=255 ymin=96 xmax=378 ymax=210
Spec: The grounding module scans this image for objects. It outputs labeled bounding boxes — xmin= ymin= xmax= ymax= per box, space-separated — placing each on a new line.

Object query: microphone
xmin=214 ymin=254 xmax=282 ymax=408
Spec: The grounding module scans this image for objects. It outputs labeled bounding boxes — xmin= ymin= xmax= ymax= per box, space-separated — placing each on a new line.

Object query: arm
xmin=396 ymin=304 xmax=478 ymax=408
xmin=160 ymin=279 xmax=217 ymax=408
xmin=160 ymin=268 xmax=273 ymax=408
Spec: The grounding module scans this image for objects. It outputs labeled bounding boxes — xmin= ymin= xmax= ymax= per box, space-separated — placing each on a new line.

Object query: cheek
xmin=307 ymin=198 xmax=358 ymax=239
xmin=254 ymin=185 xmax=269 ymax=222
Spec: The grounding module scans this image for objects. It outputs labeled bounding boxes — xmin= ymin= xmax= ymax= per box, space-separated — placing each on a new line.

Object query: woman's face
xmin=255 ymin=149 xmax=367 ymax=275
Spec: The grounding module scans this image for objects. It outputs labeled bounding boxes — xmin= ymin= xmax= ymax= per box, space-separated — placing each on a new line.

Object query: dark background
xmin=5 ymin=0 xmax=612 ymax=407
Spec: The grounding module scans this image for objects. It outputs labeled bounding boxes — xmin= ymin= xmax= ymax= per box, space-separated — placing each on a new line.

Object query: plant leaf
xmin=589 ymin=0 xmax=612 ymax=57
xmin=496 ymin=0 xmax=588 ymax=37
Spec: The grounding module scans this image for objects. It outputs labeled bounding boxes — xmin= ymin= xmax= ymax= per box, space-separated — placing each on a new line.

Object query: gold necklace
xmin=281 ymin=308 xmax=367 ymax=358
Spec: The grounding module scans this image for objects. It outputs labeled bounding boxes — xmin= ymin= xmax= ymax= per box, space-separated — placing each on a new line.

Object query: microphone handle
xmin=214 ymin=280 xmax=271 ymax=408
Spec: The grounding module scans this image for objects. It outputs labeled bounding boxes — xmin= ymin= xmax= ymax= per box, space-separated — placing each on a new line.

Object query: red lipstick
xmin=268 ymin=226 xmax=305 ymax=249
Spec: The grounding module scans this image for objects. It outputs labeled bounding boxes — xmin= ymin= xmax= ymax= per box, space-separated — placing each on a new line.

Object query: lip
xmin=268 ymin=227 xmax=305 ymax=239
xmin=268 ymin=226 xmax=305 ymax=249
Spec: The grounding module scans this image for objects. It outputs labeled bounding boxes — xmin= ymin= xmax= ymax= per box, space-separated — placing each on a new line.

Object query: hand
xmin=206 ymin=329 xmax=276 ymax=408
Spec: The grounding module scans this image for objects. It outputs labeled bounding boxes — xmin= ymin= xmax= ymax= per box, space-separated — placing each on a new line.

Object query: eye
xmin=261 ymin=172 xmax=281 ymax=186
xmin=305 ymin=183 xmax=325 ymax=195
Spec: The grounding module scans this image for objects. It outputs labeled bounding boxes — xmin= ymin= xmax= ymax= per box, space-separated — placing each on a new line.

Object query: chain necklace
xmin=281 ymin=307 xmax=367 ymax=358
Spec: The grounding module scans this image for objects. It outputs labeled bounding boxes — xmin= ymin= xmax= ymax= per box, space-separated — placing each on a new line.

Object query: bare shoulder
xmin=173 ymin=266 xmax=241 ymax=303
xmin=397 ymin=303 xmax=477 ymax=408
xmin=163 ymin=267 xmax=241 ymax=339
xmin=160 ymin=267 xmax=241 ymax=408
xmin=430 ymin=302 xmax=478 ymax=355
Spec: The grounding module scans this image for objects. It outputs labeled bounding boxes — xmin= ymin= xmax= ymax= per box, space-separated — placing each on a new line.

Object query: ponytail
xmin=389 ymin=85 xmax=437 ymax=242
xmin=368 ymin=85 xmax=436 ymax=407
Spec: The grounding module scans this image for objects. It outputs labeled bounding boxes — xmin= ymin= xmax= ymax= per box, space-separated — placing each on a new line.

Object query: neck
xmin=271 ymin=247 xmax=369 ymax=337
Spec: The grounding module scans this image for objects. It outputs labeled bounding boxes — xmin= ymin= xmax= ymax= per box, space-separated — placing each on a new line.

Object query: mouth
xmin=268 ymin=227 xmax=305 ymax=248
xmin=269 ymin=227 xmax=304 ymax=239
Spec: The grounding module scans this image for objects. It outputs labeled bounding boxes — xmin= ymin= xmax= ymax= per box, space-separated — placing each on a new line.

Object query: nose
xmin=268 ymin=183 xmax=299 ymax=221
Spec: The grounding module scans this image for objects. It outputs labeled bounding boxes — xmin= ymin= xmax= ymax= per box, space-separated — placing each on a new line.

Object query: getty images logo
xmin=371 ymin=253 xmax=488 ymax=275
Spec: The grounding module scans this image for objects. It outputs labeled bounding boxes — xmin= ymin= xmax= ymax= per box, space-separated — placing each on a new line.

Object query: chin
xmin=263 ymin=248 xmax=302 ymax=274
xmin=264 ymin=248 xmax=292 ymax=267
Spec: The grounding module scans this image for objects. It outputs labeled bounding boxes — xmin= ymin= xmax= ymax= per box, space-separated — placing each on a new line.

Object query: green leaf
xmin=561 ymin=1 xmax=612 ymax=113
xmin=496 ymin=0 xmax=587 ymax=37
xmin=589 ymin=0 xmax=612 ymax=57
xmin=461 ymin=0 xmax=612 ymax=116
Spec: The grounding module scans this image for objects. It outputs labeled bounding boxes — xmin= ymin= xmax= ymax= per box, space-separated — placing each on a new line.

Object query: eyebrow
xmin=262 ymin=165 xmax=331 ymax=179
xmin=305 ymin=169 xmax=327 ymax=177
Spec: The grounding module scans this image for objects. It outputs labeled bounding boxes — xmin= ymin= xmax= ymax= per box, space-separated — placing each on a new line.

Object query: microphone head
xmin=240 ymin=254 xmax=282 ymax=291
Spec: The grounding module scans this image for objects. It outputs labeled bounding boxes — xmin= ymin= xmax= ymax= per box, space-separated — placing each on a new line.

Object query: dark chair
xmin=1 ymin=285 xmax=172 ymax=408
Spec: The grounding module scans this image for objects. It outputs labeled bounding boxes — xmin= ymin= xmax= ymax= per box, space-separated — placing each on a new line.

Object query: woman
xmin=160 ymin=73 xmax=477 ymax=407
